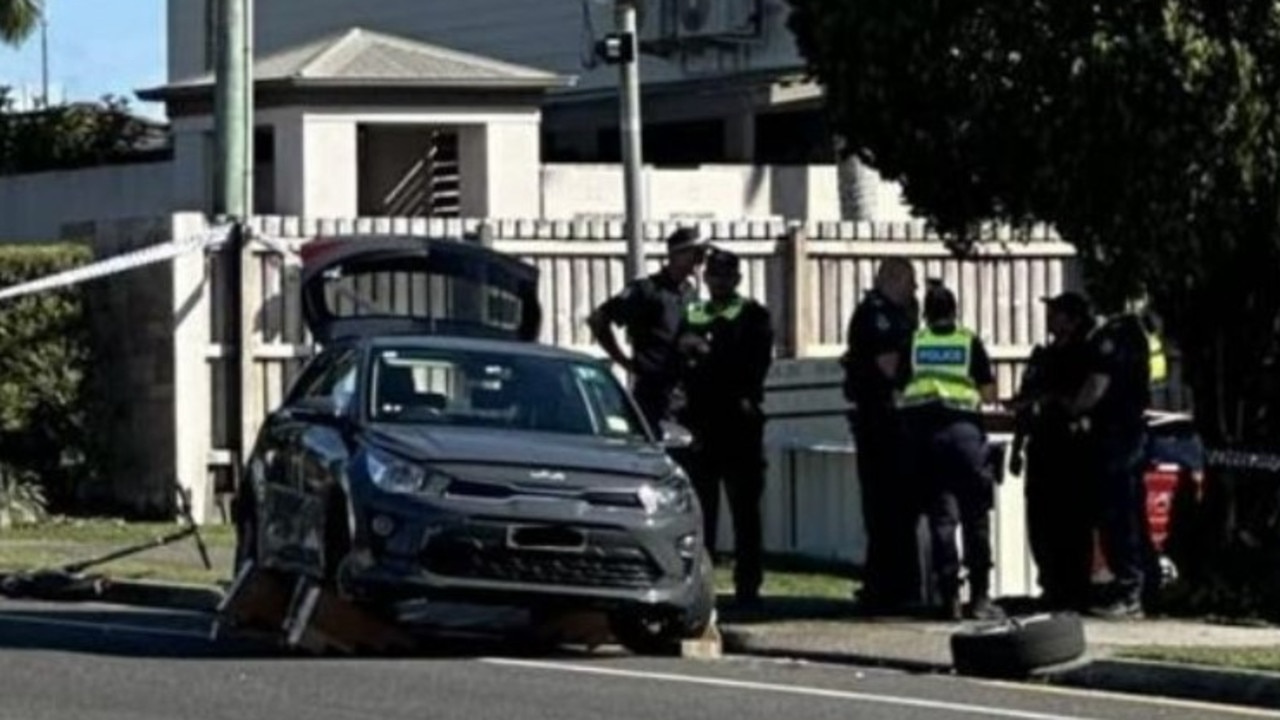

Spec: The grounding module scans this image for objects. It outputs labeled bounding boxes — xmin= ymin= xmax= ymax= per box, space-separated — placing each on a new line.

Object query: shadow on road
xmin=0 ymin=602 xmax=623 ymax=663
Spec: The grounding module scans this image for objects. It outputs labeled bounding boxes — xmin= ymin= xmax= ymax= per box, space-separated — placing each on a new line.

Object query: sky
xmin=0 ymin=0 xmax=166 ymax=118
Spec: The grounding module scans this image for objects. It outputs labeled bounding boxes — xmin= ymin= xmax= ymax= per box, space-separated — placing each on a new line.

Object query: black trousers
xmin=853 ymin=411 xmax=924 ymax=607
xmin=1025 ymin=429 xmax=1094 ymax=609
xmin=633 ymin=375 xmax=676 ymax=436
xmin=916 ymin=417 xmax=994 ymax=600
xmin=687 ymin=414 xmax=766 ymax=595
xmin=1093 ymin=428 xmax=1149 ymax=605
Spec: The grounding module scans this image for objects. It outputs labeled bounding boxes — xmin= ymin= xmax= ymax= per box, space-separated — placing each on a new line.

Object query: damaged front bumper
xmin=338 ymin=491 xmax=708 ymax=617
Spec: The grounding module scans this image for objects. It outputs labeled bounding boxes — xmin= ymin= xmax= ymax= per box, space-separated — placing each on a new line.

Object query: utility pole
xmin=614 ymin=0 xmax=647 ymax=281
xmin=39 ymin=12 xmax=48 ymax=108
xmin=215 ymin=0 xmax=251 ymax=219
xmin=214 ymin=0 xmax=255 ymax=508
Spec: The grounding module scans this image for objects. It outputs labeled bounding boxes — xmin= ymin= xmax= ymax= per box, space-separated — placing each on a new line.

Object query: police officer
xmin=1067 ymin=304 xmax=1163 ymax=619
xmin=589 ymin=227 xmax=710 ymax=433
xmin=676 ymin=249 xmax=775 ymax=605
xmin=841 ymin=257 xmax=921 ymax=614
xmin=900 ymin=280 xmax=1003 ymax=621
xmin=1009 ymin=292 xmax=1098 ymax=611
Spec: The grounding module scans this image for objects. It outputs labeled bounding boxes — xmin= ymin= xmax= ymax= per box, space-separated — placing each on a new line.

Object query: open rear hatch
xmin=299 ymin=235 xmax=542 ymax=343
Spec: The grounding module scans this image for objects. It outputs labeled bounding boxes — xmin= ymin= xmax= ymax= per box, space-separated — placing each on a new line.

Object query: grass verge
xmin=1 ymin=519 xmax=235 ymax=585
xmin=1116 ymin=646 xmax=1280 ymax=674
xmin=3 ymin=521 xmax=858 ymax=600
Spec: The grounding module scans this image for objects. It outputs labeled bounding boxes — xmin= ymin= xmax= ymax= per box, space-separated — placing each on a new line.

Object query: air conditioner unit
xmin=672 ymin=0 xmax=761 ymax=41
xmin=584 ymin=0 xmax=676 ymax=60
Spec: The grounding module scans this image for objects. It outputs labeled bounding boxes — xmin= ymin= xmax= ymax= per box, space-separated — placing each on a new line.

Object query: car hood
xmin=363 ymin=424 xmax=676 ymax=479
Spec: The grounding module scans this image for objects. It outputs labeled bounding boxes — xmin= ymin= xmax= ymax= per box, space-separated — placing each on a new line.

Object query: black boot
xmin=935 ymin=581 xmax=963 ymax=621
xmin=965 ymin=579 xmax=1006 ymax=621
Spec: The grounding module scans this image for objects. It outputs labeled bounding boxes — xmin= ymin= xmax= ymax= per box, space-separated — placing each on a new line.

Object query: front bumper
xmin=342 ymin=490 xmax=706 ymax=614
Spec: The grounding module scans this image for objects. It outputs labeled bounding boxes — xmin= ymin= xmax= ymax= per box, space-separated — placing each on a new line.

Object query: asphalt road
xmin=0 ymin=599 xmax=1269 ymax=720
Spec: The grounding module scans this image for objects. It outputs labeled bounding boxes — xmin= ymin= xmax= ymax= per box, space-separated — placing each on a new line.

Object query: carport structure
xmin=140 ymin=26 xmax=576 ymax=220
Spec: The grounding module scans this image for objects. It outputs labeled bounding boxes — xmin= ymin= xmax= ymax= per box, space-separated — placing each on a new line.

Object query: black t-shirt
xmin=596 ymin=271 xmax=697 ymax=381
xmin=1017 ymin=334 xmax=1093 ymax=435
xmin=843 ymin=289 xmax=915 ymax=414
xmin=1086 ymin=315 xmax=1150 ymax=432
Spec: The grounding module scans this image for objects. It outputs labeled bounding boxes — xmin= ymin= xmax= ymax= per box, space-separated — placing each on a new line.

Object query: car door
xmin=257 ymin=347 xmax=360 ymax=575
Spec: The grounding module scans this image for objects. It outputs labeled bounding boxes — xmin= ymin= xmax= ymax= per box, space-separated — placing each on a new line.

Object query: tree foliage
xmin=788 ymin=0 xmax=1280 ymax=617
xmin=0 ymin=90 xmax=161 ymax=175
xmin=0 ymin=244 xmax=104 ymax=516
xmin=0 ymin=0 xmax=41 ymax=46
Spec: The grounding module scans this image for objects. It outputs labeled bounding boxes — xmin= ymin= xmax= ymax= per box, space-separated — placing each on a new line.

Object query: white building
xmin=165 ymin=0 xmax=824 ymax=164
xmin=1 ymin=1 xmax=912 ymax=240
xmin=145 ymin=0 xmax=909 ymax=221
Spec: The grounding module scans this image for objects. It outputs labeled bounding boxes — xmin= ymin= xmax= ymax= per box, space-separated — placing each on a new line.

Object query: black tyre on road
xmin=950 ymin=612 xmax=1087 ymax=679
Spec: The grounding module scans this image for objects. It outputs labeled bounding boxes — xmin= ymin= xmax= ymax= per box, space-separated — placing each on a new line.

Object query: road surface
xmin=0 ymin=599 xmax=1268 ymax=720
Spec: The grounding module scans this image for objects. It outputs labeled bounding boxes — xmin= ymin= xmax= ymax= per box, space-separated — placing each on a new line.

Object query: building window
xmin=755 ymin=110 xmax=836 ymax=165
xmin=596 ymin=119 xmax=728 ymax=166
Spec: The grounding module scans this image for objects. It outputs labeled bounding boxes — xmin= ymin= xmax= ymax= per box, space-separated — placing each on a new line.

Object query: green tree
xmin=788 ymin=1 xmax=1280 ymax=617
xmin=0 ymin=0 xmax=42 ymax=46
xmin=0 ymin=89 xmax=156 ymax=174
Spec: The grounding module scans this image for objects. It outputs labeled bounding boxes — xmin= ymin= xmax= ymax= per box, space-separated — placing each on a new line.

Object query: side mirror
xmin=659 ymin=421 xmax=694 ymax=450
xmin=288 ymin=395 xmax=345 ymax=424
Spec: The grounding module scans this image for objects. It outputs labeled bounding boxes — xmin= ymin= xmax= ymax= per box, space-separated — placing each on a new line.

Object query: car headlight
xmin=637 ymin=470 xmax=694 ymax=515
xmin=365 ymin=449 xmax=451 ymax=496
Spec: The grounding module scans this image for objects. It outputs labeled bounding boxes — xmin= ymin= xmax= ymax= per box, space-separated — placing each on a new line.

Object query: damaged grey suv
xmin=231 ymin=236 xmax=714 ymax=654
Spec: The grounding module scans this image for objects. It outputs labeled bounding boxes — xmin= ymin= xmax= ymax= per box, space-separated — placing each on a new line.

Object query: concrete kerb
xmin=720 ymin=622 xmax=1280 ymax=712
xmin=6 ymin=572 xmax=1280 ymax=711
xmin=1042 ymin=658 xmax=1280 ymax=711
xmin=95 ymin=579 xmax=226 ymax=614
xmin=720 ymin=625 xmax=951 ymax=675
xmin=0 ymin=572 xmax=226 ymax=615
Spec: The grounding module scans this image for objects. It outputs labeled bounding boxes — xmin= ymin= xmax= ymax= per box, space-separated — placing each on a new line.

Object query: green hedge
xmin=0 ymin=243 xmax=103 ymax=515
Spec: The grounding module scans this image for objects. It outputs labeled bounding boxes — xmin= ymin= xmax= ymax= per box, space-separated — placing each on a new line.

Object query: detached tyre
xmin=610 ymin=548 xmax=715 ymax=656
xmin=950 ymin=612 xmax=1086 ymax=679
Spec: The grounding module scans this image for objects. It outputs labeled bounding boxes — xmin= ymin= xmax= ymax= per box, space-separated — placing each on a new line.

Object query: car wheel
xmin=609 ymin=548 xmax=715 ymax=656
xmin=950 ymin=612 xmax=1087 ymax=679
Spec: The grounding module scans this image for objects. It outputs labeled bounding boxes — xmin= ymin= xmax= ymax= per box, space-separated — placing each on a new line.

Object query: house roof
xmin=137 ymin=26 xmax=575 ymax=101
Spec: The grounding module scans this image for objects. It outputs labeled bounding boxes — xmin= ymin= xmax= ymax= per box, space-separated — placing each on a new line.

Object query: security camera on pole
xmin=595 ymin=0 xmax=647 ymax=282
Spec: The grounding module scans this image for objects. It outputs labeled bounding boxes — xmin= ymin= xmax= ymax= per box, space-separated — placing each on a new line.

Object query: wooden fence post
xmin=170 ymin=212 xmax=214 ymax=523
xmin=780 ymin=224 xmax=813 ymax=357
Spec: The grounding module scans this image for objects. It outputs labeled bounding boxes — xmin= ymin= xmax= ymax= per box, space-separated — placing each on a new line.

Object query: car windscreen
xmin=369 ymin=347 xmax=647 ymax=440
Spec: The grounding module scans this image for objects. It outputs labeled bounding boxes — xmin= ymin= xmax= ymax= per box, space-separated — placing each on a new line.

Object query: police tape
xmin=0 ymin=224 xmax=235 ymax=304
xmin=1206 ymin=449 xmax=1280 ymax=474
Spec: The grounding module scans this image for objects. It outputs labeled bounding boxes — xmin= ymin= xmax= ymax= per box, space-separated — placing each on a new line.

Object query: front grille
xmin=422 ymin=530 xmax=660 ymax=589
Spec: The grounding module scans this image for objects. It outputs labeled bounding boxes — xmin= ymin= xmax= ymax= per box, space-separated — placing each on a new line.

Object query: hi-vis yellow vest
xmin=1147 ymin=330 xmax=1168 ymax=386
xmin=901 ymin=327 xmax=981 ymax=411
xmin=685 ymin=296 xmax=745 ymax=326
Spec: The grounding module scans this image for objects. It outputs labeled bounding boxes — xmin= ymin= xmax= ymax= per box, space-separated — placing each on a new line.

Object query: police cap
xmin=1042 ymin=291 xmax=1091 ymax=319
xmin=923 ymin=279 xmax=957 ymax=321
xmin=704 ymin=249 xmax=741 ymax=277
xmin=666 ymin=227 xmax=709 ymax=255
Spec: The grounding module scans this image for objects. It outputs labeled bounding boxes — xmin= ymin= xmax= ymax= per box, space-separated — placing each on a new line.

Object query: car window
xmin=288 ymin=352 xmax=339 ymax=402
xmin=292 ymin=348 xmax=360 ymax=412
xmin=369 ymin=347 xmax=645 ymax=439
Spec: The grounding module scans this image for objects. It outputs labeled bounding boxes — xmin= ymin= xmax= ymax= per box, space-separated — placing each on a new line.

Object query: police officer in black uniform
xmin=841 ymin=257 xmax=921 ymax=613
xmin=1009 ymin=292 xmax=1098 ymax=611
xmin=1068 ymin=306 xmax=1154 ymax=619
xmin=676 ymin=249 xmax=775 ymax=605
xmin=589 ymin=228 xmax=709 ymax=433
xmin=900 ymin=281 xmax=1003 ymax=620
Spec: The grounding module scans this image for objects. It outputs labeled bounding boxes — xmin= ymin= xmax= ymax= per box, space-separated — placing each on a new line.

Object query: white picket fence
xmin=112 ymin=212 xmax=1113 ymax=597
